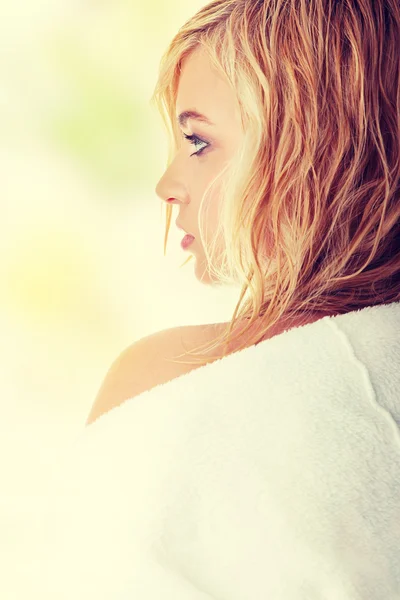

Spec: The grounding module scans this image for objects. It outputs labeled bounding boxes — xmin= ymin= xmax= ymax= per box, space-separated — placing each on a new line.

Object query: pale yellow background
xmin=1 ymin=1 xmax=240 ymax=593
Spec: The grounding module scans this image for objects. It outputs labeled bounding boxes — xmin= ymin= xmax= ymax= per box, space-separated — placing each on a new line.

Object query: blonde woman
xmin=38 ymin=1 xmax=400 ymax=598
xmin=87 ymin=0 xmax=400 ymax=427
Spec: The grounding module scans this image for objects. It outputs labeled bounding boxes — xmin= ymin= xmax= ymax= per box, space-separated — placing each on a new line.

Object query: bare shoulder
xmin=85 ymin=323 xmax=224 ymax=426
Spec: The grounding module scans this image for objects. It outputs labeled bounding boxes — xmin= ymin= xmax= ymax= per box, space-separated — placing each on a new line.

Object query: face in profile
xmin=155 ymin=47 xmax=244 ymax=285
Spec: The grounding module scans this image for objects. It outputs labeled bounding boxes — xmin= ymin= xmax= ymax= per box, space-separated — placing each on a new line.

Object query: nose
xmin=155 ymin=178 xmax=177 ymax=205
xmin=155 ymin=177 xmax=182 ymax=206
xmin=154 ymin=157 xmax=189 ymax=206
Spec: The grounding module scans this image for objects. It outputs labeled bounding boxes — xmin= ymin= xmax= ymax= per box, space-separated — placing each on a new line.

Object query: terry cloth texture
xmin=24 ymin=302 xmax=400 ymax=599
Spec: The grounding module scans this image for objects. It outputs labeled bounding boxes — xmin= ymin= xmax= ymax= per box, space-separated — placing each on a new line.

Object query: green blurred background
xmin=1 ymin=1 xmax=240 ymax=592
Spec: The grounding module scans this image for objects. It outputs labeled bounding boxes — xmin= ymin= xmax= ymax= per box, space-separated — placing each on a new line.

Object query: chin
xmin=194 ymin=259 xmax=213 ymax=285
xmin=193 ymin=255 xmax=225 ymax=287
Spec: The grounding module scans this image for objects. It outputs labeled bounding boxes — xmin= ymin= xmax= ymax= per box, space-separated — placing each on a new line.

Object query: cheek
xmin=195 ymin=161 xmax=230 ymax=238
xmin=197 ymin=180 xmax=225 ymax=247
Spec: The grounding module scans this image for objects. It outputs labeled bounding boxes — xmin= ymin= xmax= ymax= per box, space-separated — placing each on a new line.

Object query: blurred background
xmin=1 ymin=1 xmax=240 ymax=595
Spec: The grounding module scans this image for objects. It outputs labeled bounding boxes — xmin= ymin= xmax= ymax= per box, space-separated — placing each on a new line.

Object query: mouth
xmin=181 ymin=233 xmax=195 ymax=250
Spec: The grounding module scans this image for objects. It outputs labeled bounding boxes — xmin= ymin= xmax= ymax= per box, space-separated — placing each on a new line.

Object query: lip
xmin=181 ymin=233 xmax=195 ymax=250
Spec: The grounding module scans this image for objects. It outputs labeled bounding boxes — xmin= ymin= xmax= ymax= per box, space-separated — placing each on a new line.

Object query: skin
xmin=155 ymin=46 xmax=243 ymax=285
xmin=155 ymin=46 xmax=336 ymax=350
xmin=86 ymin=49 xmax=338 ymax=425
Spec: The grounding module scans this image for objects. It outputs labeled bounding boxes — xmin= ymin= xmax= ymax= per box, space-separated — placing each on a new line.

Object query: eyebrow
xmin=177 ymin=110 xmax=215 ymax=128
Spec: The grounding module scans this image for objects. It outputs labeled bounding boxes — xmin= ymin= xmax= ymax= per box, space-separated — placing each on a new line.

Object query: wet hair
xmin=150 ymin=0 xmax=400 ymax=366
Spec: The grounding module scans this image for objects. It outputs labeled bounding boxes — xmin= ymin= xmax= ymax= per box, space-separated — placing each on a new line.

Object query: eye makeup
xmin=182 ymin=132 xmax=210 ymax=157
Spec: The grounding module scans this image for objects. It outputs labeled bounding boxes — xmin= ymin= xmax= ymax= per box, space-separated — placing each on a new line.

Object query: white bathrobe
xmin=25 ymin=302 xmax=400 ymax=598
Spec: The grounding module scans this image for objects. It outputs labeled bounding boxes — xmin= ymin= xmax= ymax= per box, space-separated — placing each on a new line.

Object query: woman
xmin=34 ymin=1 xmax=400 ymax=598
xmin=87 ymin=0 xmax=400 ymax=424
xmin=150 ymin=0 xmax=400 ymax=362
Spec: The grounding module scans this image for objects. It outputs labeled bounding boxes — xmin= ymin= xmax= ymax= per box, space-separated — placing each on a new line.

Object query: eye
xmin=182 ymin=132 xmax=209 ymax=157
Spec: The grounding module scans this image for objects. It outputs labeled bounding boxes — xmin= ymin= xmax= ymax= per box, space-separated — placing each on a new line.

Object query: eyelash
xmin=182 ymin=132 xmax=209 ymax=157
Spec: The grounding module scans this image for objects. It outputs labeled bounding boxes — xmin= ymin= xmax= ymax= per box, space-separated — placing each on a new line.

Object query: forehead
xmin=176 ymin=48 xmax=241 ymax=130
xmin=177 ymin=48 xmax=223 ymax=98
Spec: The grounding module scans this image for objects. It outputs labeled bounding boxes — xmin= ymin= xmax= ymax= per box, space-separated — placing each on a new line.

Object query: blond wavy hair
xmin=150 ymin=0 xmax=400 ymax=367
